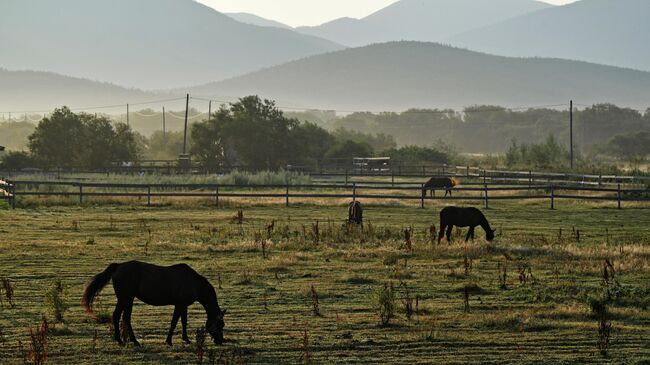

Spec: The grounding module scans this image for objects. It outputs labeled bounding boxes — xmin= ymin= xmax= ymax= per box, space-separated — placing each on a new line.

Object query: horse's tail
xmin=450 ymin=177 xmax=459 ymax=187
xmin=82 ymin=263 xmax=119 ymax=315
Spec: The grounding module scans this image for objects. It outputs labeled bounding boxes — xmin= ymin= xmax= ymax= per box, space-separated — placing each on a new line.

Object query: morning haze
xmin=1 ymin=3 xmax=649 ymax=363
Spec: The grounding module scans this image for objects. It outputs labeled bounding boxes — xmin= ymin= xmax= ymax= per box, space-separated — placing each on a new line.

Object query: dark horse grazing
xmin=348 ymin=201 xmax=363 ymax=225
xmin=438 ymin=206 xmax=495 ymax=244
xmin=82 ymin=261 xmax=226 ymax=346
xmin=422 ymin=177 xmax=458 ymax=197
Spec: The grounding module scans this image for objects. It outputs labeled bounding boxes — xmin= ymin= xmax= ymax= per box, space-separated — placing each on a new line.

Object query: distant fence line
xmin=5 ymin=179 xmax=650 ymax=210
xmin=3 ymin=162 xmax=649 ymax=188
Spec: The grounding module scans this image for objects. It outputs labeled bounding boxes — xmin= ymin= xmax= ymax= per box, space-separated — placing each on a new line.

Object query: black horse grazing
xmin=438 ymin=206 xmax=495 ymax=244
xmin=82 ymin=261 xmax=226 ymax=346
xmin=422 ymin=177 xmax=458 ymax=197
xmin=348 ymin=201 xmax=363 ymax=225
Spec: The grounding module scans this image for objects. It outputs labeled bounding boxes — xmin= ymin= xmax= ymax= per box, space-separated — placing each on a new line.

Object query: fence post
xmin=11 ymin=183 xmax=16 ymax=209
xmin=352 ymin=183 xmax=356 ymax=201
xmin=345 ymin=169 xmax=348 ymax=185
xmin=285 ymin=182 xmax=289 ymax=207
xmin=391 ymin=172 xmax=394 ymax=187
xmin=420 ymin=183 xmax=425 ymax=209
xmin=422 ymin=165 xmax=426 ymax=177
xmin=79 ymin=184 xmax=83 ymax=205
xmin=215 ymin=185 xmax=219 ymax=207
xmin=147 ymin=185 xmax=151 ymax=206
xmin=617 ymin=183 xmax=621 ymax=209
xmin=466 ymin=166 xmax=470 ymax=178
xmin=550 ymin=185 xmax=555 ymax=210
xmin=483 ymin=169 xmax=487 ymax=185
xmin=484 ymin=184 xmax=489 ymax=209
xmin=528 ymin=170 xmax=532 ymax=189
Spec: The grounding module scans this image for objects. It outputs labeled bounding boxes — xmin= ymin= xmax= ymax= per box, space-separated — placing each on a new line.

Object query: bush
xmin=44 ymin=280 xmax=68 ymax=323
xmin=0 ymin=151 xmax=35 ymax=170
xmin=372 ymin=283 xmax=396 ymax=326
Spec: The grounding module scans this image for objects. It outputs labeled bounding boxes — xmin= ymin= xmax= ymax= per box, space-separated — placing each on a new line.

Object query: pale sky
xmin=197 ymin=0 xmax=579 ymax=27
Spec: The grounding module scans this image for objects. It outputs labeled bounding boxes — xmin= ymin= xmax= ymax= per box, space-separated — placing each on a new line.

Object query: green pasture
xmin=0 ymin=199 xmax=649 ymax=364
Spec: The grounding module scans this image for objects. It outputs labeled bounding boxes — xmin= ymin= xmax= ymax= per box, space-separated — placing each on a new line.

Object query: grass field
xmin=1 ymin=198 xmax=649 ymax=364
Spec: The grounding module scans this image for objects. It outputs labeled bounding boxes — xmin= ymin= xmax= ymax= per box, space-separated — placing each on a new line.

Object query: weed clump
xmin=195 ymin=327 xmax=207 ymax=364
xmin=0 ymin=276 xmax=15 ymax=307
xmin=19 ymin=315 xmax=49 ymax=365
xmin=373 ymin=283 xmax=396 ymax=326
xmin=44 ymin=280 xmax=68 ymax=323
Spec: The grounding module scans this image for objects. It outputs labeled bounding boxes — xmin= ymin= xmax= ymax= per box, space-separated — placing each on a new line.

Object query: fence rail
xmin=0 ymin=179 xmax=15 ymax=208
xmin=6 ymin=180 xmax=650 ymax=210
xmin=4 ymin=163 xmax=649 ymax=188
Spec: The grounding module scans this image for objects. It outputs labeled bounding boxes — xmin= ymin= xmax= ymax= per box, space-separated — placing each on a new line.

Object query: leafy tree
xmin=603 ymin=131 xmax=650 ymax=170
xmin=28 ymin=107 xmax=84 ymax=168
xmin=27 ymin=107 xmax=140 ymax=169
xmin=144 ymin=131 xmax=185 ymax=160
xmin=0 ymin=151 xmax=35 ymax=170
xmin=288 ymin=122 xmax=336 ymax=168
xmin=191 ymin=96 xmax=320 ymax=170
xmin=504 ymin=134 xmax=568 ymax=169
xmin=324 ymin=140 xmax=373 ymax=160
xmin=332 ymin=128 xmax=396 ymax=152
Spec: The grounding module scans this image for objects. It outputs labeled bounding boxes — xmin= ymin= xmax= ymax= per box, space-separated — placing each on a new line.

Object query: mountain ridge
xmin=0 ymin=0 xmax=344 ymax=90
xmin=188 ymin=41 xmax=650 ymax=111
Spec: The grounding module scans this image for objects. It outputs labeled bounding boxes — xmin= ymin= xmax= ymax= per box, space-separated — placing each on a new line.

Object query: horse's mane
xmin=450 ymin=177 xmax=459 ymax=187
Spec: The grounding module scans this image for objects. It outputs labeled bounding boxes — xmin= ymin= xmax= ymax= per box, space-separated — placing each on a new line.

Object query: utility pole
xmin=182 ymin=94 xmax=189 ymax=155
xmin=126 ymin=104 xmax=130 ymax=126
xmin=162 ymin=106 xmax=166 ymax=142
xmin=208 ymin=100 xmax=212 ymax=119
xmin=569 ymin=100 xmax=574 ymax=169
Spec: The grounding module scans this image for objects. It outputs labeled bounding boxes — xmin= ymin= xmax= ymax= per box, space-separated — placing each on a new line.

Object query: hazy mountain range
xmin=296 ymin=0 xmax=551 ymax=47
xmin=226 ymin=12 xmax=293 ymax=30
xmin=450 ymin=0 xmax=650 ymax=72
xmin=190 ymin=42 xmax=650 ymax=111
xmin=2 ymin=0 xmax=650 ymax=114
xmin=0 ymin=0 xmax=342 ymax=90
xmin=0 ymin=68 xmax=160 ymax=113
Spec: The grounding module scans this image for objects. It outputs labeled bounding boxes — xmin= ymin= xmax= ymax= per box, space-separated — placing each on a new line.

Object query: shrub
xmin=44 ymin=280 xmax=67 ymax=323
xmin=373 ymin=283 xmax=396 ymax=326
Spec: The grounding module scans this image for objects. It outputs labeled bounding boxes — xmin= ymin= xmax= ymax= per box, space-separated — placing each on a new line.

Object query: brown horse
xmin=422 ymin=177 xmax=458 ymax=197
xmin=348 ymin=201 xmax=363 ymax=225
xmin=82 ymin=261 xmax=226 ymax=346
xmin=438 ymin=206 xmax=495 ymax=243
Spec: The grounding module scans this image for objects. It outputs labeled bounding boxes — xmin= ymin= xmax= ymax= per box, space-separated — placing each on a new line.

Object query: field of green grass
xmin=1 ymin=198 xmax=649 ymax=364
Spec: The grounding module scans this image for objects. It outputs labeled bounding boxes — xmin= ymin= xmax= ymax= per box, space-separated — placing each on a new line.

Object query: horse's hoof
xmin=183 ymin=338 xmax=191 ymax=345
xmin=166 ymin=340 xmax=173 ymax=347
xmin=133 ymin=341 xmax=142 ymax=347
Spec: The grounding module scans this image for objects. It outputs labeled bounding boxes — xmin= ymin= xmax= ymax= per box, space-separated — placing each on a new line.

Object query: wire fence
xmin=6 ymin=179 xmax=650 ymax=210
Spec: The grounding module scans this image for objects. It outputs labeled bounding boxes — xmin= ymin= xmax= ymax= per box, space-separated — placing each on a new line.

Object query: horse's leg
xmin=438 ymin=224 xmax=446 ymax=244
xmin=166 ymin=306 xmax=181 ymax=346
xmin=465 ymin=228 xmax=472 ymax=242
xmin=112 ymin=301 xmax=125 ymax=345
xmin=446 ymin=225 xmax=453 ymax=244
xmin=180 ymin=306 xmax=191 ymax=344
xmin=470 ymin=226 xmax=475 ymax=240
xmin=122 ymin=298 xmax=140 ymax=346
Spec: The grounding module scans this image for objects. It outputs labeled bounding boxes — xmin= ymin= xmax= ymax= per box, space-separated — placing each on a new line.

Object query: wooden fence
xmin=0 ymin=179 xmax=15 ymax=208
xmin=4 ymin=163 xmax=648 ymax=189
xmin=6 ymin=180 xmax=650 ymax=210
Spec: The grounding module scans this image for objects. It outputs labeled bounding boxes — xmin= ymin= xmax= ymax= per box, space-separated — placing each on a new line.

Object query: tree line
xmin=2 ymin=98 xmax=649 ymax=172
xmin=0 ymin=97 xmax=450 ymax=171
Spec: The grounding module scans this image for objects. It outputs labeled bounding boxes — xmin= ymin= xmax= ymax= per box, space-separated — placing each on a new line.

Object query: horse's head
xmin=486 ymin=229 xmax=496 ymax=242
xmin=206 ymin=309 xmax=226 ymax=345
